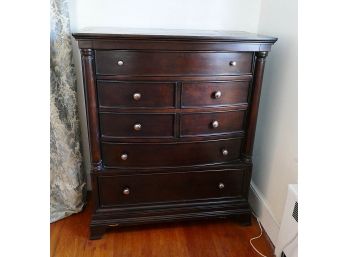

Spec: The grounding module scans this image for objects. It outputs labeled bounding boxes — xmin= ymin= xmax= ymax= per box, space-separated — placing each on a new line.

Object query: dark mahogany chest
xmin=73 ymin=28 xmax=277 ymax=239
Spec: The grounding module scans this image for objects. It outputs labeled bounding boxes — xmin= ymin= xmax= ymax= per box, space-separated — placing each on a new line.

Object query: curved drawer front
xmin=182 ymin=81 xmax=250 ymax=108
xmin=95 ymin=51 xmax=253 ymax=76
xmin=97 ymin=81 xmax=176 ymax=109
xmin=181 ymin=111 xmax=245 ymax=137
xmin=98 ymin=169 xmax=245 ymax=207
xmin=102 ymin=138 xmax=242 ymax=168
xmin=100 ymin=113 xmax=174 ymax=139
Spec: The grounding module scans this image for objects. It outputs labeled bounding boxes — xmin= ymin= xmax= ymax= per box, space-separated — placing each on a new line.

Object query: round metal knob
xmin=229 ymin=61 xmax=237 ymax=66
xmin=117 ymin=60 xmax=124 ymax=66
xmin=213 ymin=91 xmax=222 ymax=99
xmin=222 ymin=149 xmax=229 ymax=156
xmin=211 ymin=120 xmax=219 ymax=128
xmin=134 ymin=123 xmax=142 ymax=131
xmin=121 ymin=153 xmax=128 ymax=160
xmin=123 ymin=187 xmax=130 ymax=195
xmin=133 ymin=93 xmax=141 ymax=101
xmin=218 ymin=183 xmax=225 ymax=189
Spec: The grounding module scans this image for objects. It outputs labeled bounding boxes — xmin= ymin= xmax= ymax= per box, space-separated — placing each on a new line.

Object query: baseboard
xmin=249 ymin=181 xmax=280 ymax=244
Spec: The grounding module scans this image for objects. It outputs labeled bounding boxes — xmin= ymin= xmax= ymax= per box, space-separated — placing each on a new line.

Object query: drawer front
xmin=182 ymin=81 xmax=249 ymax=108
xmin=95 ymin=51 xmax=253 ymax=76
xmin=181 ymin=111 xmax=245 ymax=137
xmin=97 ymin=81 xmax=175 ymax=108
xmin=100 ymin=113 xmax=174 ymax=139
xmin=102 ymin=138 xmax=242 ymax=167
xmin=98 ymin=169 xmax=245 ymax=207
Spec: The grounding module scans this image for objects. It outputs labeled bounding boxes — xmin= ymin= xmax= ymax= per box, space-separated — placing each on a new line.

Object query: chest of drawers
xmin=73 ymin=28 xmax=277 ymax=239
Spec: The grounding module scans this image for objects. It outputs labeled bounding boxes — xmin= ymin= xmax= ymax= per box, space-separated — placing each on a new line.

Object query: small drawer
xmin=97 ymin=81 xmax=175 ymax=108
xmin=100 ymin=113 xmax=174 ymax=139
xmin=98 ymin=169 xmax=245 ymax=207
xmin=181 ymin=81 xmax=250 ymax=108
xmin=180 ymin=111 xmax=245 ymax=137
xmin=95 ymin=50 xmax=253 ymax=76
xmin=101 ymin=138 xmax=242 ymax=168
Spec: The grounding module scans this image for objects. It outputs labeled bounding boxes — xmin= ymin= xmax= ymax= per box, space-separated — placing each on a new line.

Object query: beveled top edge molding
xmin=72 ymin=28 xmax=278 ymax=44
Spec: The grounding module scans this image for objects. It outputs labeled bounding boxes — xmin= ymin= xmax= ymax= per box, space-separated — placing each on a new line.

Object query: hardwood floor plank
xmin=50 ymin=217 xmax=67 ymax=257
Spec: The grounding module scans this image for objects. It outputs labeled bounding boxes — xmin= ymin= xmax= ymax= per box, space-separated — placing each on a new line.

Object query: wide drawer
xmin=95 ymin=51 xmax=253 ymax=76
xmin=181 ymin=81 xmax=250 ymax=108
xmin=97 ymin=81 xmax=176 ymax=108
xmin=180 ymin=110 xmax=245 ymax=137
xmin=101 ymin=138 xmax=242 ymax=168
xmin=99 ymin=113 xmax=175 ymax=139
xmin=98 ymin=169 xmax=245 ymax=207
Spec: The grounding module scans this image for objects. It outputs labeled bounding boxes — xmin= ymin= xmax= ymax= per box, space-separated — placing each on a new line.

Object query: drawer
xmin=98 ymin=169 xmax=245 ymax=207
xmin=181 ymin=81 xmax=250 ymax=108
xmin=101 ymin=138 xmax=242 ymax=167
xmin=97 ymin=81 xmax=175 ymax=108
xmin=95 ymin=51 xmax=253 ymax=76
xmin=180 ymin=111 xmax=245 ymax=137
xmin=100 ymin=113 xmax=174 ymax=139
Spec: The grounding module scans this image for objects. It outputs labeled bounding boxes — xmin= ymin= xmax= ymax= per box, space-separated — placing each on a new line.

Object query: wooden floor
xmin=51 ymin=196 xmax=274 ymax=257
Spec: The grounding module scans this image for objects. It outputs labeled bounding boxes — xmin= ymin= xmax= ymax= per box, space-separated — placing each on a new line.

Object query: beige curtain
xmin=50 ymin=0 xmax=86 ymax=222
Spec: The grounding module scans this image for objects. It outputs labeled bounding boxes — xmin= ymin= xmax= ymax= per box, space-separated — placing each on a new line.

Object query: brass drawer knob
xmin=134 ymin=123 xmax=142 ymax=131
xmin=229 ymin=61 xmax=237 ymax=66
xmin=133 ymin=93 xmax=141 ymax=101
xmin=218 ymin=183 xmax=225 ymax=189
xmin=213 ymin=91 xmax=222 ymax=99
xmin=211 ymin=120 xmax=219 ymax=128
xmin=121 ymin=153 xmax=128 ymax=160
xmin=222 ymin=149 xmax=229 ymax=156
xmin=123 ymin=187 xmax=130 ymax=195
xmin=117 ymin=60 xmax=124 ymax=66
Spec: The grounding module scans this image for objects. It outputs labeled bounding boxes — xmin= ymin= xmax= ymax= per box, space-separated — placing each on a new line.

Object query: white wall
xmin=69 ymin=0 xmax=261 ymax=32
xmin=250 ymin=0 xmax=298 ymax=243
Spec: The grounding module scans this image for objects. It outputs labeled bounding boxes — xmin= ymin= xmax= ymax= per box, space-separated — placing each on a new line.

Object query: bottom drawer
xmin=98 ymin=169 xmax=246 ymax=207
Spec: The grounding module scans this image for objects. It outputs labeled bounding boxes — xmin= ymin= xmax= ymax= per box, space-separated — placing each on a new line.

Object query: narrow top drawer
xmin=95 ymin=51 xmax=253 ymax=76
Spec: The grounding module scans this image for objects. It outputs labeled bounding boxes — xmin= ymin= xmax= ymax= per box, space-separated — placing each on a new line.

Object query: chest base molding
xmin=90 ymin=195 xmax=252 ymax=240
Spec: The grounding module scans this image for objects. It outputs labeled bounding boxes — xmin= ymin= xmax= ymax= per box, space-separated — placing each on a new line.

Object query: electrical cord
xmin=249 ymin=214 xmax=269 ymax=257
xmin=250 ymin=213 xmax=298 ymax=257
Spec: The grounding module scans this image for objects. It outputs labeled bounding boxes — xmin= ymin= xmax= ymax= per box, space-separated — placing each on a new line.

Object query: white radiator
xmin=275 ymin=184 xmax=298 ymax=257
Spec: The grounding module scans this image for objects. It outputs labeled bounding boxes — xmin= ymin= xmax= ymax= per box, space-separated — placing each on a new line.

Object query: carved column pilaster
xmin=80 ymin=49 xmax=102 ymax=171
xmin=81 ymin=49 xmax=102 ymax=210
xmin=242 ymin=51 xmax=268 ymax=163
